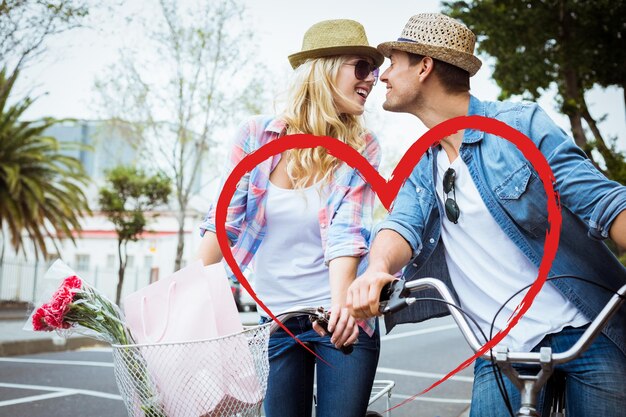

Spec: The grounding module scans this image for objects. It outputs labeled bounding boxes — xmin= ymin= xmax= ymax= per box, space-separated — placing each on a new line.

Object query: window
xmin=106 ymin=254 xmax=116 ymax=269
xmin=75 ymin=254 xmax=90 ymax=271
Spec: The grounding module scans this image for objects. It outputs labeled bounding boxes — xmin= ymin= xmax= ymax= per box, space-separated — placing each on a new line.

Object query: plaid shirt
xmin=200 ymin=115 xmax=381 ymax=334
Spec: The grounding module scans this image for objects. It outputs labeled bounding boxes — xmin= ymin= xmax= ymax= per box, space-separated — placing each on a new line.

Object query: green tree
xmin=0 ymin=68 xmax=91 ymax=259
xmin=99 ymin=166 xmax=171 ymax=304
xmin=444 ymin=0 xmax=626 ymax=183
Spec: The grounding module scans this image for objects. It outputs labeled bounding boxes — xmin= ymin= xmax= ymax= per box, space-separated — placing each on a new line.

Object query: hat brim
xmin=288 ymin=45 xmax=385 ymax=69
xmin=377 ymin=41 xmax=482 ymax=77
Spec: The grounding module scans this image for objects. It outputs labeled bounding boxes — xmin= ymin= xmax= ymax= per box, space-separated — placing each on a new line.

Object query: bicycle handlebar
xmin=380 ymin=278 xmax=626 ymax=364
xmin=267 ymin=306 xmax=354 ymax=355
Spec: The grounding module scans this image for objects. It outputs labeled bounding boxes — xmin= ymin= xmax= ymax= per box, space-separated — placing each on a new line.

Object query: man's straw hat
xmin=378 ymin=13 xmax=482 ymax=76
xmin=288 ymin=19 xmax=384 ymax=69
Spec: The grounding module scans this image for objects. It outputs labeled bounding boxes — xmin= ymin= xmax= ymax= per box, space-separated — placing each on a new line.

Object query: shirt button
xmin=515 ymin=186 xmax=519 ymax=191
xmin=412 ymin=263 xmax=418 ymax=267
xmin=415 ymin=187 xmax=421 ymax=193
xmin=321 ymin=223 xmax=326 ymax=228
xmin=429 ymin=238 xmax=435 ymax=244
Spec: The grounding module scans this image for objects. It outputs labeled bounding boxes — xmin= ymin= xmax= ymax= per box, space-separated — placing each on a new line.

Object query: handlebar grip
xmin=379 ymin=279 xmax=411 ymax=314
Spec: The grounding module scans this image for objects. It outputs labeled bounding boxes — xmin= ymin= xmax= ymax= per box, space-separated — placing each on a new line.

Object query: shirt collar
xmin=265 ymin=118 xmax=287 ymax=135
xmin=428 ymin=94 xmax=486 ymax=154
xmin=463 ymin=94 xmax=486 ymax=144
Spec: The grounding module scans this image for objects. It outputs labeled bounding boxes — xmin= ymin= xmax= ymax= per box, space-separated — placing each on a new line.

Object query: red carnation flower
xmin=63 ymin=275 xmax=82 ymax=290
xmin=32 ymin=307 xmax=52 ymax=331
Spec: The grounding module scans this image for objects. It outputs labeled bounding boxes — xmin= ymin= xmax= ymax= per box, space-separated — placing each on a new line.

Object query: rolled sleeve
xmin=199 ymin=214 xmax=239 ymax=244
xmin=373 ymin=219 xmax=423 ymax=258
xmin=588 ymin=187 xmax=626 ymax=240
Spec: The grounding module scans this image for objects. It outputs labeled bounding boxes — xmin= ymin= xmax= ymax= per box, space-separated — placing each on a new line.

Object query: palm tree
xmin=0 ymin=68 xmax=91 ymax=259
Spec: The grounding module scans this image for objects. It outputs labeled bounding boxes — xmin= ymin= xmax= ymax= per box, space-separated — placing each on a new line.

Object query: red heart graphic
xmin=215 ymin=115 xmax=561 ymax=402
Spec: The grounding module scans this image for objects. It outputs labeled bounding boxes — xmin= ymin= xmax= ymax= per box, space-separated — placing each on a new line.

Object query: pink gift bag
xmin=123 ymin=261 xmax=263 ymax=417
xmin=124 ymin=260 xmax=242 ymax=344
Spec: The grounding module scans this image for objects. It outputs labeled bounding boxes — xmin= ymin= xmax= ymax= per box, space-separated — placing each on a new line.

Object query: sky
xmin=16 ymin=0 xmax=626 ymax=172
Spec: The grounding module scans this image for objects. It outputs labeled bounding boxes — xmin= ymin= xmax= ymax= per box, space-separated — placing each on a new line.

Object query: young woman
xmin=198 ymin=19 xmax=382 ymax=417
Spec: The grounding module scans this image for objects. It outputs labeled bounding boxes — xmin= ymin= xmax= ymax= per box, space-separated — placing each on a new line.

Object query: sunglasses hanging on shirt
xmin=443 ymin=167 xmax=460 ymax=224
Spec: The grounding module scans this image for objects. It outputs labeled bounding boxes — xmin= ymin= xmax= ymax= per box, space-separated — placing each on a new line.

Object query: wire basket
xmin=111 ymin=324 xmax=270 ymax=417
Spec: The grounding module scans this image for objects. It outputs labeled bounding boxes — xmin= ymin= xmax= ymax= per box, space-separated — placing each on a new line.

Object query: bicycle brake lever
xmin=310 ymin=309 xmax=353 ymax=355
xmin=379 ymin=279 xmax=412 ymax=314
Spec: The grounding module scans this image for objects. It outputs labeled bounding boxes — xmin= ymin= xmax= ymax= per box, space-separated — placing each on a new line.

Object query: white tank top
xmin=253 ymin=181 xmax=331 ymax=315
xmin=436 ymin=150 xmax=588 ymax=352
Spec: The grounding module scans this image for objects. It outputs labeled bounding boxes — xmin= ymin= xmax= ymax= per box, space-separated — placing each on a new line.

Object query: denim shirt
xmin=377 ymin=95 xmax=626 ymax=354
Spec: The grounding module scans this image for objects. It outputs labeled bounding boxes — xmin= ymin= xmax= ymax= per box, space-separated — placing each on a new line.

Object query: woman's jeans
xmin=470 ymin=326 xmax=626 ymax=417
xmin=261 ymin=315 xmax=380 ymax=417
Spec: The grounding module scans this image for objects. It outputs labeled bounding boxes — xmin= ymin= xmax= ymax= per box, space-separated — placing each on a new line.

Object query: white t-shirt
xmin=253 ymin=181 xmax=331 ymax=314
xmin=436 ymin=150 xmax=588 ymax=352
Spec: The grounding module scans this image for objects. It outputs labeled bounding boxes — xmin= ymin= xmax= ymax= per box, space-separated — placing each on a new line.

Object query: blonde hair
xmin=281 ymin=56 xmax=367 ymax=189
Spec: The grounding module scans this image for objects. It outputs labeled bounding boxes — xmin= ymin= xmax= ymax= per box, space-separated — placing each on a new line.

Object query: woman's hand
xmin=313 ymin=304 xmax=359 ymax=349
xmin=315 ymin=256 xmax=361 ymax=349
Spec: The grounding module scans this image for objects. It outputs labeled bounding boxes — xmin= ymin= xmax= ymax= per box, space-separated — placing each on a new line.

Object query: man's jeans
xmin=470 ymin=326 xmax=626 ymax=417
xmin=261 ymin=315 xmax=380 ymax=417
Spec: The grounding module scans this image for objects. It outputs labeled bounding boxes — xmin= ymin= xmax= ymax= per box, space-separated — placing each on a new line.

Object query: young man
xmin=347 ymin=13 xmax=626 ymax=417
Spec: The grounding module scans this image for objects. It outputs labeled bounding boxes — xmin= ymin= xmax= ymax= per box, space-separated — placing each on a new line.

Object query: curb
xmin=0 ymin=311 xmax=29 ymax=321
xmin=0 ymin=336 xmax=107 ymax=357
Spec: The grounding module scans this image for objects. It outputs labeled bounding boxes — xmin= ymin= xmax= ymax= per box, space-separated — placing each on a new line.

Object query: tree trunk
xmin=174 ymin=207 xmax=186 ymax=271
xmin=580 ymin=105 xmax=608 ymax=153
xmin=116 ymin=239 xmax=127 ymax=305
xmin=557 ymin=0 xmax=596 ymax=164
xmin=580 ymin=100 xmax=619 ymax=176
xmin=561 ymin=70 xmax=588 ymax=150
xmin=0 ymin=226 xmax=5 ymax=265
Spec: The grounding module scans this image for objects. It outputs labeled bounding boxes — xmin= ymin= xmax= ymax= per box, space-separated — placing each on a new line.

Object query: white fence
xmin=0 ymin=258 xmax=157 ymax=304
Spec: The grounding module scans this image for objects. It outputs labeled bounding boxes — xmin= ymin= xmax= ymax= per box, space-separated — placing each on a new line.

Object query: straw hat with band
xmin=378 ymin=13 xmax=482 ymax=77
xmin=288 ymin=19 xmax=384 ymax=70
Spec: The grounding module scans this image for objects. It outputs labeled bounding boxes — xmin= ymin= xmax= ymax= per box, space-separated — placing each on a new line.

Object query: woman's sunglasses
xmin=443 ymin=167 xmax=460 ymax=224
xmin=344 ymin=60 xmax=380 ymax=85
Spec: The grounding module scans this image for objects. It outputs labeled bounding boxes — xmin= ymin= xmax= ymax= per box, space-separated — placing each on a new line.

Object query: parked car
xmin=238 ymin=281 xmax=257 ymax=312
xmin=229 ymin=279 xmax=242 ymax=311
xmin=229 ymin=272 xmax=257 ymax=312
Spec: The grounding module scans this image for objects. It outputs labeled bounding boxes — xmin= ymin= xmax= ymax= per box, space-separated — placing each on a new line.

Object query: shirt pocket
xmin=494 ymin=164 xmax=549 ymax=238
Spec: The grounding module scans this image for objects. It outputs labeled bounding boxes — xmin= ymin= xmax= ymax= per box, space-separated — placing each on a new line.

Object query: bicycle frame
xmin=391 ymin=278 xmax=626 ymax=417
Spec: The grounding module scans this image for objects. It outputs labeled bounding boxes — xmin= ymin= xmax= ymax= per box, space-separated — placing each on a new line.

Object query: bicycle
xmin=378 ymin=277 xmax=626 ymax=417
xmin=111 ymin=306 xmax=394 ymax=417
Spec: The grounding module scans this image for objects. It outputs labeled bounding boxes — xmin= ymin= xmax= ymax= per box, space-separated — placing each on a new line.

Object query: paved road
xmin=0 ymin=316 xmax=473 ymax=417
xmin=368 ymin=317 xmax=474 ymax=417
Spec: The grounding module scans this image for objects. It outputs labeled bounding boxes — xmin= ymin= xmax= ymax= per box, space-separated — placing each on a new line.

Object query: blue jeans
xmin=470 ymin=326 xmax=626 ymax=417
xmin=261 ymin=315 xmax=380 ymax=417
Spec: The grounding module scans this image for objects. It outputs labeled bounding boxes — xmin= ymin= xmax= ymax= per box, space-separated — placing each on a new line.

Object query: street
xmin=0 ymin=316 xmax=473 ymax=417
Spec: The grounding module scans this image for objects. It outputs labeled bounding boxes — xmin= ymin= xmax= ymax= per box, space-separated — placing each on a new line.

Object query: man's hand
xmin=347 ymin=270 xmax=398 ymax=319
